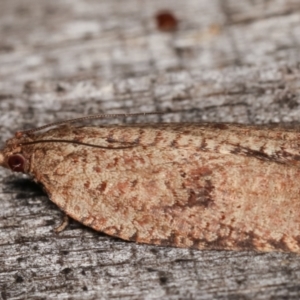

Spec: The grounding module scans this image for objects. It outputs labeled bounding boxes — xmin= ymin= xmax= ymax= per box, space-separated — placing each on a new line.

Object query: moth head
xmin=0 ymin=146 xmax=29 ymax=174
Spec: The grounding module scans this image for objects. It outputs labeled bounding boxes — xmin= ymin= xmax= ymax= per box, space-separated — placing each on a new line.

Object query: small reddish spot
xmin=84 ymin=181 xmax=90 ymax=188
xmin=100 ymin=182 xmax=107 ymax=192
xmin=117 ymin=182 xmax=129 ymax=193
xmin=93 ymin=166 xmax=101 ymax=173
xmin=190 ymin=167 xmax=212 ymax=177
xmin=8 ymin=154 xmax=25 ymax=173
xmin=155 ymin=11 xmax=178 ymax=32
xmin=131 ymin=180 xmax=138 ymax=187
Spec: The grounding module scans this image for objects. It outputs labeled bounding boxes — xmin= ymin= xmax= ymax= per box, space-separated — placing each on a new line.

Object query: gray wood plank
xmin=1 ymin=0 xmax=300 ymax=299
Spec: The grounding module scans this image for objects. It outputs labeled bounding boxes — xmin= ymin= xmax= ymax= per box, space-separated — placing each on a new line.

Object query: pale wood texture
xmin=1 ymin=0 xmax=300 ymax=299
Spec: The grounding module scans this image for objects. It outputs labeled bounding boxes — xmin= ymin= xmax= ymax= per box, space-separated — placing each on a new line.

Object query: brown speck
xmin=93 ymin=166 xmax=101 ymax=173
xmin=155 ymin=11 xmax=178 ymax=32
xmin=56 ymin=83 xmax=67 ymax=93
xmin=131 ymin=179 xmax=138 ymax=187
xmin=212 ymin=123 xmax=228 ymax=130
xmin=100 ymin=181 xmax=107 ymax=192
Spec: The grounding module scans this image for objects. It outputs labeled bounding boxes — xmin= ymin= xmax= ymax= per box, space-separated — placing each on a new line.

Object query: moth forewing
xmin=1 ymin=123 xmax=300 ymax=253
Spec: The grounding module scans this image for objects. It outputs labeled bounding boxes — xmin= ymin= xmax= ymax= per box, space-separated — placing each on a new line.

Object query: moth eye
xmin=8 ymin=154 xmax=26 ymax=173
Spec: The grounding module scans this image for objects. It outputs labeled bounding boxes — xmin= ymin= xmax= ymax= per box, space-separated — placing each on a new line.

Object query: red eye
xmin=8 ymin=154 xmax=26 ymax=173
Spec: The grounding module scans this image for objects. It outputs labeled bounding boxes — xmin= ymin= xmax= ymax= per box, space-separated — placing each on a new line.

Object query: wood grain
xmin=1 ymin=0 xmax=300 ymax=299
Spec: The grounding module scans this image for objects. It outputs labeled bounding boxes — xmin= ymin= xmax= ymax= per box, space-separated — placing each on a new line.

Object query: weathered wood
xmin=1 ymin=0 xmax=300 ymax=299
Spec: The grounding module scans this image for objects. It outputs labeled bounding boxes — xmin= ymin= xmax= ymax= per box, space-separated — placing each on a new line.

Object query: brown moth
xmin=1 ymin=115 xmax=300 ymax=253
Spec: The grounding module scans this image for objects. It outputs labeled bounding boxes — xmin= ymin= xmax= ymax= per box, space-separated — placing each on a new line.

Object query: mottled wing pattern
xmin=22 ymin=124 xmax=300 ymax=253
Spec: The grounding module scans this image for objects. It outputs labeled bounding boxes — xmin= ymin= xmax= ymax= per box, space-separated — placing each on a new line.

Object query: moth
xmin=1 ymin=113 xmax=300 ymax=253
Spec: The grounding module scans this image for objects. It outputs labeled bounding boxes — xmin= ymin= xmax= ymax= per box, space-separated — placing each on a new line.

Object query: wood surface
xmin=1 ymin=0 xmax=300 ymax=299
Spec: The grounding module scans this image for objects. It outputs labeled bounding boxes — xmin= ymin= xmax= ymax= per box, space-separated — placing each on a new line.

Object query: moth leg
xmin=54 ymin=214 xmax=69 ymax=233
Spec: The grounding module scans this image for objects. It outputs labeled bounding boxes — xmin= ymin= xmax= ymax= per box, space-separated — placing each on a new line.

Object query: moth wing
xmin=33 ymin=142 xmax=300 ymax=252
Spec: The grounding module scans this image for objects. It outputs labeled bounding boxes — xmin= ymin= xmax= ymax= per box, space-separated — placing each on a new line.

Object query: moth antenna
xmin=17 ymin=112 xmax=165 ymax=137
xmin=21 ymin=139 xmax=136 ymax=150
